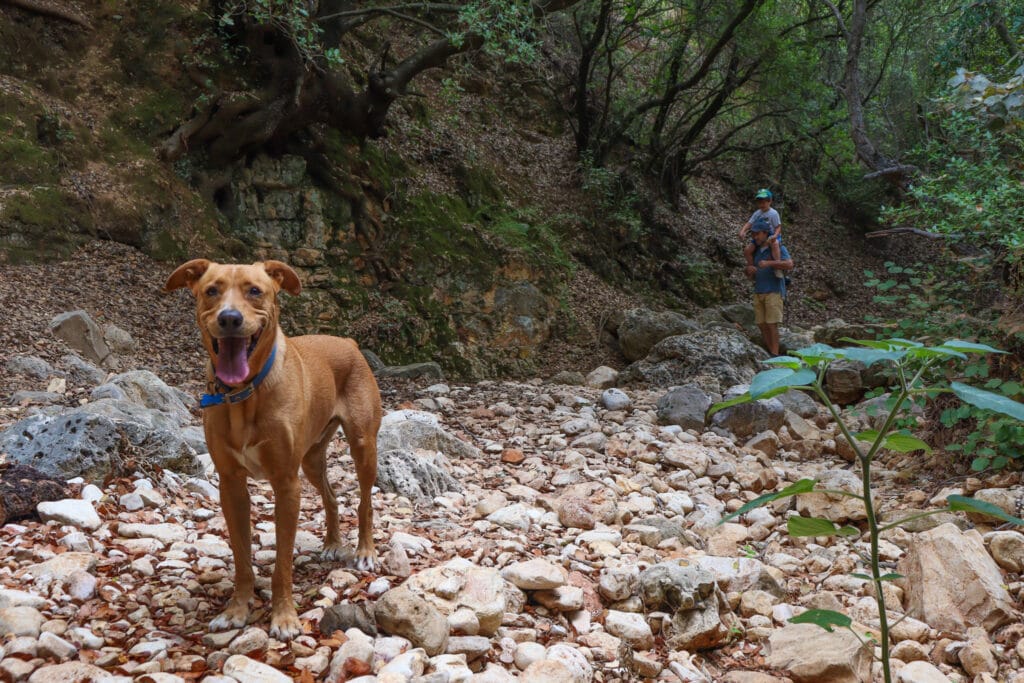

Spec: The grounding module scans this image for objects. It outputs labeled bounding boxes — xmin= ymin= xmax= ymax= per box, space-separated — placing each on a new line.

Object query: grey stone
xmin=670 ymin=594 xmax=731 ymax=651
xmin=376 ymin=362 xmax=444 ymax=381
xmin=0 ymin=399 xmax=200 ymax=482
xmin=37 ymin=499 xmax=101 ymax=531
xmin=776 ymin=389 xmax=819 ymax=418
xmin=102 ymin=325 xmax=135 ymax=354
xmin=10 ymin=390 xmax=61 ymax=406
xmin=825 ymin=359 xmax=865 ymax=405
xmin=361 ymin=349 xmax=385 ymax=372
xmin=547 ymin=370 xmax=585 ymax=386
xmin=619 ymin=328 xmax=768 ymax=389
xmin=320 ymin=603 xmax=377 ymax=637
xmin=61 ymin=354 xmax=107 ymax=386
xmin=767 ymin=622 xmax=872 ymax=682
xmin=376 ymin=449 xmax=462 ymax=501
xmin=374 ymin=587 xmax=449 ymax=656
xmin=897 ymin=522 xmax=1018 ymax=633
xmin=617 ymin=308 xmax=700 ymax=361
xmin=813 ymin=318 xmax=879 ymax=344
xmin=104 ymin=370 xmax=193 ymax=424
xmin=656 ymin=385 xmax=711 ymax=431
xmin=6 ymin=355 xmax=53 ymax=380
xmin=585 ymin=366 xmax=618 ymax=389
xmin=710 ymin=384 xmax=785 ymax=439
xmin=49 ymin=310 xmax=111 ymax=365
xmin=638 ymin=561 xmax=716 ymax=612
xmin=0 ymin=606 xmax=45 ymax=637
xmin=600 ymin=388 xmax=631 ymax=411
xmin=377 ymin=419 xmax=482 ymax=460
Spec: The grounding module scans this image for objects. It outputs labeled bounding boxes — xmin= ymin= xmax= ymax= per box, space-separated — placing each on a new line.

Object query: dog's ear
xmin=164 ymin=259 xmax=211 ymax=294
xmin=263 ymin=260 xmax=302 ymax=296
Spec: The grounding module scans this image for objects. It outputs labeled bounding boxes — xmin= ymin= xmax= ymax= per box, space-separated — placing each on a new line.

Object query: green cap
xmin=755 ymin=188 xmax=773 ymax=200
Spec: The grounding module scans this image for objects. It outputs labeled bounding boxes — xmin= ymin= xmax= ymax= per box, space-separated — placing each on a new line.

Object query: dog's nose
xmin=217 ymin=309 xmax=244 ymax=332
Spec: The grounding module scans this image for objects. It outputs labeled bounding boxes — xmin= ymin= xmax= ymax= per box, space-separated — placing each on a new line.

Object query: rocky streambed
xmin=2 ymin=349 xmax=1024 ymax=683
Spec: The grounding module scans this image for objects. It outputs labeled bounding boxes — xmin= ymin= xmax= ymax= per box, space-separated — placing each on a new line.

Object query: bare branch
xmin=1 ymin=0 xmax=91 ymax=28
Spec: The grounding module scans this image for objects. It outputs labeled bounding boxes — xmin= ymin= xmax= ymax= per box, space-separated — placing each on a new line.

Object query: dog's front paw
xmin=353 ymin=548 xmax=377 ymax=572
xmin=321 ymin=542 xmax=353 ymax=563
xmin=269 ymin=610 xmax=302 ymax=641
xmin=210 ymin=603 xmax=250 ymax=631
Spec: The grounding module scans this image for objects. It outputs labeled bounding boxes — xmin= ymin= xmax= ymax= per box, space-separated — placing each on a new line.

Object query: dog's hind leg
xmin=301 ymin=422 xmax=346 ymax=562
xmin=340 ymin=416 xmax=379 ymax=572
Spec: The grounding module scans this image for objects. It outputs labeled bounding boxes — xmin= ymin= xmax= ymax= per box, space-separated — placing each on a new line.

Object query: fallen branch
xmin=865 ymin=227 xmax=961 ymax=240
xmin=1 ymin=0 xmax=92 ymax=28
xmin=863 ymin=164 xmax=917 ymax=180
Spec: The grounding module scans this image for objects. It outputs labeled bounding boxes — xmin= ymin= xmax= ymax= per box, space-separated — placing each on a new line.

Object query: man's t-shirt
xmin=754 ymin=243 xmax=790 ymax=296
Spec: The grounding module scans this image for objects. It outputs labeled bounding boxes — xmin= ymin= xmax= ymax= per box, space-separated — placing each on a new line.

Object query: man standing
xmin=744 ymin=222 xmax=793 ymax=356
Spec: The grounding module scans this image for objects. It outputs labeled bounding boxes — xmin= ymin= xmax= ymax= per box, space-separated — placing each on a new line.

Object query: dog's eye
xmin=248 ymin=286 xmax=262 ymax=297
xmin=205 ymin=286 xmax=219 ymax=297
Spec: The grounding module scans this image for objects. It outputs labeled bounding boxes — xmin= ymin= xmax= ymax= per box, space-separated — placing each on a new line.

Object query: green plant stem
xmin=876 ymin=508 xmax=946 ymax=534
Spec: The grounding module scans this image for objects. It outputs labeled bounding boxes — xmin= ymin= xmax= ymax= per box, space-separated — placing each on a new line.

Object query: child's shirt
xmin=748 ymin=208 xmax=782 ymax=239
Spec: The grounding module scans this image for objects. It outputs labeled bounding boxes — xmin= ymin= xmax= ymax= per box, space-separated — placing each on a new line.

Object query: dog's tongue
xmin=216 ymin=337 xmax=250 ymax=386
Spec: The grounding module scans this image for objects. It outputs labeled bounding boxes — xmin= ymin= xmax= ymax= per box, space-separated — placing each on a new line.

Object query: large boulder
xmin=617 ymin=308 xmax=700 ymax=361
xmin=897 ymin=523 xmax=1018 ymax=632
xmin=401 ymin=559 xmax=509 ymax=636
xmin=656 ymin=385 xmax=711 ymax=431
xmin=377 ymin=418 xmax=482 ymax=460
xmin=376 ymin=449 xmax=462 ymax=501
xmin=49 ymin=310 xmax=112 ymax=366
xmin=0 ymin=398 xmax=201 ymax=482
xmin=710 ymin=384 xmax=785 ymax=439
xmin=795 ymin=469 xmax=866 ymax=523
xmin=637 ymin=561 xmax=734 ymax=651
xmin=374 ymin=586 xmax=449 ymax=656
xmin=767 ymin=623 xmax=872 ymax=682
xmin=812 ymin=318 xmax=880 ymax=345
xmin=619 ymin=328 xmax=768 ymax=389
xmin=825 ymin=360 xmax=866 ymax=405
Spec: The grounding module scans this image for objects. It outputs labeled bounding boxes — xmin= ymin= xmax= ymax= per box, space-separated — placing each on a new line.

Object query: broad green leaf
xmin=750 ymin=368 xmax=816 ymax=398
xmin=939 ymin=339 xmax=1006 ymax=354
xmin=886 ymin=338 xmax=924 ymax=348
xmin=854 ymin=429 xmax=880 ymax=443
xmin=838 ymin=338 xmax=899 ymax=350
xmin=948 ymin=494 xmax=1024 ymax=525
xmin=721 ymin=479 xmax=817 ymax=522
xmin=882 ymin=432 xmax=932 ymax=453
xmin=951 ymin=382 xmax=1024 ymax=421
xmin=762 ymin=356 xmax=804 ymax=370
xmin=707 ymin=392 xmax=752 ymax=418
xmin=788 ymin=516 xmax=843 ymax=537
xmin=840 ymin=348 xmax=905 ymax=366
xmin=971 ymin=456 xmax=991 ymax=471
xmin=789 ymin=609 xmax=852 ymax=632
xmin=837 ymin=525 xmax=861 ymax=537
xmin=911 ymin=346 xmax=967 ymax=361
xmin=792 ymin=344 xmax=838 ymax=363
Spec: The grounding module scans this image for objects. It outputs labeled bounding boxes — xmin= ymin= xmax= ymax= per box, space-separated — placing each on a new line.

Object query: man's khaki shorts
xmin=753 ymin=292 xmax=784 ymax=324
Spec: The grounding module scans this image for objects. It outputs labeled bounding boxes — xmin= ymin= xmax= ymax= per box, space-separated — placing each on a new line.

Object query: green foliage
xmin=217 ymin=0 xmax=342 ymax=66
xmin=454 ymin=1 xmax=539 ymax=64
xmin=882 ymin=111 xmax=1024 ymax=259
xmin=715 ymin=337 xmax=1024 ymax=683
xmin=943 ymin=372 xmax=1024 ymax=471
xmin=864 ymin=260 xmax=999 ymax=342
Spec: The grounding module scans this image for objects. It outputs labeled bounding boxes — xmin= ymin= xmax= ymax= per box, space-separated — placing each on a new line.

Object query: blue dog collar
xmin=200 ymin=344 xmax=277 ymax=409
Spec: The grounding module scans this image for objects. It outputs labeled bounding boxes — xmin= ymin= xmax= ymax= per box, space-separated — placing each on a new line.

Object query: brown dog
xmin=164 ymin=259 xmax=381 ymax=639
